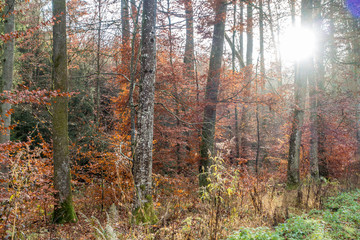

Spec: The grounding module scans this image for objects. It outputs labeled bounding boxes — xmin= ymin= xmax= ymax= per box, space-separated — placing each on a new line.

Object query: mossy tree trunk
xmin=132 ymin=0 xmax=158 ymax=224
xmin=199 ymin=0 xmax=227 ymax=188
xmin=52 ymin=0 xmax=77 ymax=224
xmin=0 ymin=0 xmax=15 ymax=195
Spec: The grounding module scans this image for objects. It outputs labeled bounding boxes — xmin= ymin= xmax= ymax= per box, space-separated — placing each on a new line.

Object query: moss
xmin=286 ymin=182 xmax=300 ymax=190
xmin=132 ymin=195 xmax=158 ymax=225
xmin=52 ymin=195 xmax=77 ymax=224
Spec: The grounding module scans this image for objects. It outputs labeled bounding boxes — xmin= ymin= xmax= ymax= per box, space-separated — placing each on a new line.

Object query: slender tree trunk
xmin=307 ymin=0 xmax=318 ymax=180
xmin=239 ymin=1 xmax=253 ymax=161
xmin=199 ymin=0 xmax=227 ymax=188
xmin=239 ymin=0 xmax=244 ymax=62
xmin=315 ymin=4 xmax=328 ymax=179
xmin=96 ymin=0 xmax=102 ymax=125
xmin=0 ymin=0 xmax=15 ymax=197
xmin=132 ymin=0 xmax=157 ymax=223
xmin=121 ymin=0 xmax=130 ymax=44
xmin=128 ymin=2 xmax=141 ymax=158
xmin=231 ymin=3 xmax=239 ymax=160
xmin=184 ymin=0 xmax=195 ymax=79
xmin=259 ymin=0 xmax=265 ymax=82
xmin=267 ymin=0 xmax=282 ymax=86
xmin=287 ymin=0 xmax=312 ymax=187
xmin=234 ymin=1 xmax=244 ymax=159
xmin=52 ymin=0 xmax=77 ymax=223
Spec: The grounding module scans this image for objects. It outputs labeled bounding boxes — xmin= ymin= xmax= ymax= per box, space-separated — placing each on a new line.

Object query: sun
xmin=280 ymin=26 xmax=317 ymax=62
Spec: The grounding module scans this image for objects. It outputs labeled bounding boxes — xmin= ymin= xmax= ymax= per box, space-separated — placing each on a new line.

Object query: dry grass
xmin=1 ymin=161 xmax=347 ymax=240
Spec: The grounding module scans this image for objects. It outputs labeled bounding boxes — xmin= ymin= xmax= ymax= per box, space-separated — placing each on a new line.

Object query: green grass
xmin=227 ymin=189 xmax=360 ymax=240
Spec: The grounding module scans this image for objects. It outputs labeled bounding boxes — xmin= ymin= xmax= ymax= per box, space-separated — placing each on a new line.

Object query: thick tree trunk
xmin=184 ymin=0 xmax=195 ymax=79
xmin=287 ymin=0 xmax=312 ymax=187
xmin=52 ymin=0 xmax=77 ymax=223
xmin=199 ymin=0 xmax=227 ymax=188
xmin=0 ymin=0 xmax=15 ymax=197
xmin=132 ymin=0 xmax=157 ymax=224
xmin=353 ymin=19 xmax=360 ymax=165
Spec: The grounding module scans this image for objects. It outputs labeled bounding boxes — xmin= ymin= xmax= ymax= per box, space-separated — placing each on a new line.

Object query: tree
xmin=52 ymin=0 xmax=77 ymax=223
xmin=132 ymin=0 xmax=158 ymax=223
xmin=287 ymin=0 xmax=313 ymax=187
xmin=239 ymin=1 xmax=253 ymax=162
xmin=0 ymin=0 xmax=16 ymax=189
xmin=184 ymin=0 xmax=195 ymax=79
xmin=199 ymin=0 xmax=227 ymax=188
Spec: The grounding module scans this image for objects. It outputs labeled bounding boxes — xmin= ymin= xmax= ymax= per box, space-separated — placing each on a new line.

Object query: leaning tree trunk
xmin=287 ymin=0 xmax=312 ymax=187
xmin=132 ymin=0 xmax=158 ymax=224
xmin=0 ymin=0 xmax=15 ymax=194
xmin=199 ymin=0 xmax=227 ymax=188
xmin=52 ymin=0 xmax=77 ymax=223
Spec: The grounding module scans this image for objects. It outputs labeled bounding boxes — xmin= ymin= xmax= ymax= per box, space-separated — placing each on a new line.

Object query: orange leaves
xmin=0 ymin=88 xmax=79 ymax=105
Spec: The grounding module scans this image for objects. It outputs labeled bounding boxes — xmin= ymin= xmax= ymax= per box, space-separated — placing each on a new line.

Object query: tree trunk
xmin=121 ymin=0 xmax=130 ymax=44
xmin=287 ymin=0 xmax=312 ymax=187
xmin=0 ymin=0 xmax=15 ymax=197
xmin=199 ymin=0 xmax=227 ymax=188
xmin=132 ymin=0 xmax=158 ymax=224
xmin=184 ymin=0 xmax=195 ymax=79
xmin=315 ymin=1 xmax=328 ymax=178
xmin=353 ymin=19 xmax=360 ymax=165
xmin=96 ymin=0 xmax=102 ymax=125
xmin=239 ymin=1 xmax=253 ymax=161
xmin=52 ymin=0 xmax=77 ymax=224
xmin=239 ymin=0 xmax=244 ymax=62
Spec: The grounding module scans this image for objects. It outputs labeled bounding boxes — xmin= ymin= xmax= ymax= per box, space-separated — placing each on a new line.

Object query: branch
xmin=119 ymin=142 xmax=133 ymax=163
xmin=225 ymin=33 xmax=245 ymax=68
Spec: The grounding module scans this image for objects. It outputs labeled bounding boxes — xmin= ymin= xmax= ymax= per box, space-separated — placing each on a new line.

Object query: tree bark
xmin=287 ymin=0 xmax=312 ymax=187
xmin=184 ymin=0 xmax=195 ymax=79
xmin=132 ymin=0 xmax=158 ymax=224
xmin=0 ymin=0 xmax=15 ymax=197
xmin=199 ymin=0 xmax=227 ymax=188
xmin=52 ymin=0 xmax=77 ymax=223
xmin=121 ymin=0 xmax=130 ymax=44
xmin=353 ymin=19 xmax=360 ymax=165
xmin=96 ymin=0 xmax=102 ymax=125
xmin=239 ymin=1 xmax=253 ymax=161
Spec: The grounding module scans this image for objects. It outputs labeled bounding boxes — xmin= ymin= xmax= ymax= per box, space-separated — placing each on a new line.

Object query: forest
xmin=0 ymin=0 xmax=360 ymax=239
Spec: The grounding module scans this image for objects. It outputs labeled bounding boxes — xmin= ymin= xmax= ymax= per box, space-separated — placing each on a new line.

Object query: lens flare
xmin=280 ymin=27 xmax=316 ymax=62
xmin=346 ymin=0 xmax=360 ymax=18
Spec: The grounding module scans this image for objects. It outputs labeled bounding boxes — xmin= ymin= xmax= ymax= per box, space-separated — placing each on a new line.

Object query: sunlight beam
xmin=280 ymin=26 xmax=317 ymax=62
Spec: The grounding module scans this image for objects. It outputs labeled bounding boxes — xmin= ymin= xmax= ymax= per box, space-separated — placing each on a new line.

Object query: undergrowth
xmin=228 ymin=189 xmax=360 ymax=240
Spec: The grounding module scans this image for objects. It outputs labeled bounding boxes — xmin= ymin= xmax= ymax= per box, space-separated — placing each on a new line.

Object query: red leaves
xmin=0 ymin=88 xmax=79 ymax=105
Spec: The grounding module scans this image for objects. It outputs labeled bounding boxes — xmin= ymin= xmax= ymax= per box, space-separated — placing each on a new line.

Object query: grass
xmin=228 ymin=189 xmax=360 ymax=240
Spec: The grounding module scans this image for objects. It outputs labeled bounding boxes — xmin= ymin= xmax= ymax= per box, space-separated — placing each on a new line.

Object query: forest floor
xmin=5 ymin=173 xmax=360 ymax=240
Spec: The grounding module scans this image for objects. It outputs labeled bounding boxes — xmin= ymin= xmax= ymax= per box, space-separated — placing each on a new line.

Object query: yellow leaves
xmin=227 ymin=188 xmax=233 ymax=196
